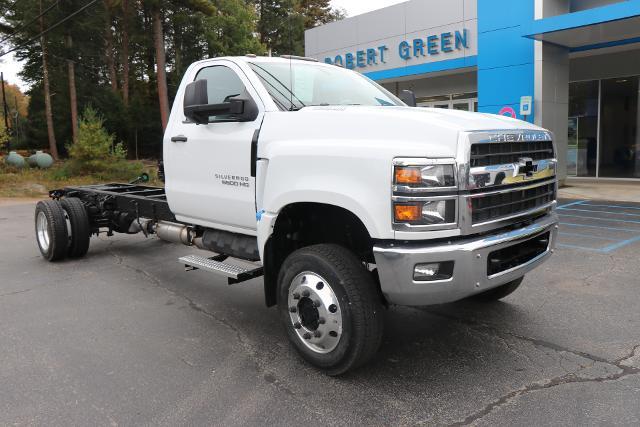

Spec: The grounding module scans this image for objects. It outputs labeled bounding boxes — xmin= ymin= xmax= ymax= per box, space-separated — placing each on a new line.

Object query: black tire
xmin=471 ymin=276 xmax=524 ymax=301
xmin=277 ymin=244 xmax=384 ymax=376
xmin=60 ymin=197 xmax=91 ymax=258
xmin=34 ymin=200 xmax=69 ymax=262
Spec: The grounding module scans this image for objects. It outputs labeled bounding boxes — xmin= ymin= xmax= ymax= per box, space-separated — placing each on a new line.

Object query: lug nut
xmin=316 ymin=282 xmax=324 ymax=290
xmin=302 ymin=290 xmax=310 ymax=297
xmin=329 ymin=331 xmax=338 ymax=337
xmin=289 ymin=307 xmax=297 ymax=313
xmin=314 ymin=330 xmax=321 ymax=338
xmin=318 ymin=317 xmax=326 ymax=324
xmin=303 ymin=332 xmax=311 ymax=340
xmin=328 ymin=304 xmax=338 ymax=313
xmin=294 ymin=322 xmax=301 ymax=329
xmin=292 ymin=292 xmax=300 ymax=300
xmin=313 ymin=300 xmax=321 ymax=308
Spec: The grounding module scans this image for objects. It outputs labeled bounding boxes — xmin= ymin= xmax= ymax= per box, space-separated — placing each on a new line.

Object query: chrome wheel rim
xmin=287 ymin=271 xmax=343 ymax=354
xmin=36 ymin=211 xmax=50 ymax=252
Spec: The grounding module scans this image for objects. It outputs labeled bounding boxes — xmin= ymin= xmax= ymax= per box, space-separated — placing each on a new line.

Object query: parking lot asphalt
xmin=1 ymin=199 xmax=639 ymax=426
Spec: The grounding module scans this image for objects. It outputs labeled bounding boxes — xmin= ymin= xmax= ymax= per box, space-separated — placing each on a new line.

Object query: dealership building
xmin=305 ymin=0 xmax=640 ymax=181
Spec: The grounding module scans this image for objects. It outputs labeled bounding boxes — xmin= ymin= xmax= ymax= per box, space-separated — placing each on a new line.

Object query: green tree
xmin=251 ymin=0 xmax=302 ymax=55
xmin=250 ymin=0 xmax=343 ymax=55
xmin=0 ymin=81 xmax=29 ymax=148
xmin=64 ymin=105 xmax=142 ymax=179
xmin=0 ymin=0 xmax=340 ymax=161
xmin=202 ymin=0 xmax=265 ymax=57
xmin=0 ymin=121 xmax=9 ymax=150
xmin=296 ymin=0 xmax=345 ymax=30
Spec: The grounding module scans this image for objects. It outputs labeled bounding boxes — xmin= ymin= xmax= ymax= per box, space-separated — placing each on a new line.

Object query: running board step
xmin=179 ymin=254 xmax=263 ymax=284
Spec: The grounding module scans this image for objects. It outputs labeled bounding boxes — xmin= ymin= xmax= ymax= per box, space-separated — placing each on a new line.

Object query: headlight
xmin=392 ymin=158 xmax=458 ymax=230
xmin=394 ymin=164 xmax=456 ymax=188
xmin=393 ymin=199 xmax=456 ymax=225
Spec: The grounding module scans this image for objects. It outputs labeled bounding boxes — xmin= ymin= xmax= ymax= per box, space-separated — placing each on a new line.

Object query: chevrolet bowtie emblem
xmin=517 ymin=157 xmax=535 ymax=177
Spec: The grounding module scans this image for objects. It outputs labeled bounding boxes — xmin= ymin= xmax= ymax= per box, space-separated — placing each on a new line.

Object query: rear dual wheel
xmin=35 ymin=200 xmax=69 ymax=261
xmin=60 ymin=198 xmax=91 ymax=258
xmin=278 ymin=244 xmax=384 ymax=376
xmin=35 ymin=198 xmax=90 ymax=261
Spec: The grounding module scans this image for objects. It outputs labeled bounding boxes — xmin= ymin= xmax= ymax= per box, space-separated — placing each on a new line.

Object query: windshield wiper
xmin=375 ymin=97 xmax=395 ymax=106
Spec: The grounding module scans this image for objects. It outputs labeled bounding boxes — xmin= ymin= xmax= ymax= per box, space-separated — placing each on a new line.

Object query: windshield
xmin=247 ymin=61 xmax=404 ymax=110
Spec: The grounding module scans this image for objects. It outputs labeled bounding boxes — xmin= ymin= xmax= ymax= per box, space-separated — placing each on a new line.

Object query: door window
xmin=194 ymin=65 xmax=247 ymax=121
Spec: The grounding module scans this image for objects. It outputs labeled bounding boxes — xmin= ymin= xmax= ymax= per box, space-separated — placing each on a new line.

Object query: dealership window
xmin=568 ymin=76 xmax=640 ymax=179
xmin=416 ymin=92 xmax=478 ymax=112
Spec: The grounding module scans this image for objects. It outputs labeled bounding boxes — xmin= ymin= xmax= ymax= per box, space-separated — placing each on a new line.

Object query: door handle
xmin=171 ymin=135 xmax=188 ymax=143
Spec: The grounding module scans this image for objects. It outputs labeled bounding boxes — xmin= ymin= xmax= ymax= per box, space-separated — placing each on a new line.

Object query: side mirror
xmin=183 ymin=80 xmax=259 ymax=124
xmin=399 ymin=89 xmax=417 ymax=107
xmin=228 ymin=90 xmax=260 ymax=123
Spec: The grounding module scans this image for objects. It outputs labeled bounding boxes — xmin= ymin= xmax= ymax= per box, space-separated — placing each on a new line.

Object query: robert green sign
xmin=324 ymin=29 xmax=469 ymax=70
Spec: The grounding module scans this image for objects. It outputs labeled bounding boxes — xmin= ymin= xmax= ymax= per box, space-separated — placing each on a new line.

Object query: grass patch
xmin=0 ymin=160 xmax=162 ymax=198
xmin=1 ymin=108 xmax=161 ymax=198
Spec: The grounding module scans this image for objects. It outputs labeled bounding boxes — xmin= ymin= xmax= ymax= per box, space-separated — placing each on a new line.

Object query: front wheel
xmin=277 ymin=244 xmax=384 ymax=376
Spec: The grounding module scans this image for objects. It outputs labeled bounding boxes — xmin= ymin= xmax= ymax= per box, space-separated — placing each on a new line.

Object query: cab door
xmin=164 ymin=61 xmax=263 ymax=233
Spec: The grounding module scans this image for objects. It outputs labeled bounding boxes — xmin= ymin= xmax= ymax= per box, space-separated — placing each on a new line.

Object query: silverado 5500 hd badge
xmin=215 ymin=173 xmax=250 ymax=188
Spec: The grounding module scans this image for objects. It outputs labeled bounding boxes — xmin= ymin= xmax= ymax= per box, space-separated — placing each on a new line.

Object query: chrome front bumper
xmin=373 ymin=213 xmax=558 ymax=306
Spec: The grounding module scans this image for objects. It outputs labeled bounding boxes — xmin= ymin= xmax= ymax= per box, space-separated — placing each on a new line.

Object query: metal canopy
xmin=524 ymin=1 xmax=640 ymax=50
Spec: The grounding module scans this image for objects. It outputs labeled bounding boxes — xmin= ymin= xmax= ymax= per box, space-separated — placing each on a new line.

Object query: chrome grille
xmin=471 ymin=181 xmax=556 ymax=224
xmin=462 ymin=130 xmax=558 ymax=232
xmin=470 ymin=140 xmax=554 ymax=167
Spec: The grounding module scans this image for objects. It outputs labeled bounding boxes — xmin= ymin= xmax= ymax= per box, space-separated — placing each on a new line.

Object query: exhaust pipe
xmin=155 ymin=221 xmax=193 ymax=245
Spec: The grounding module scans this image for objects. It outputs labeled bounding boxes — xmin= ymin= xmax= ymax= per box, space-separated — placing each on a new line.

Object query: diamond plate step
xmin=178 ymin=254 xmax=263 ymax=283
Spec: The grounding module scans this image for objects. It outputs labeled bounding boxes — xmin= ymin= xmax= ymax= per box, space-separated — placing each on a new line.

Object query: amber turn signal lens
xmin=394 ymin=204 xmax=421 ymax=222
xmin=394 ymin=167 xmax=422 ymax=185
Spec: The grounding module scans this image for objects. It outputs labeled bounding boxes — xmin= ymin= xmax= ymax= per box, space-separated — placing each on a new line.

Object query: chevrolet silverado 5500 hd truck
xmin=34 ymin=56 xmax=558 ymax=375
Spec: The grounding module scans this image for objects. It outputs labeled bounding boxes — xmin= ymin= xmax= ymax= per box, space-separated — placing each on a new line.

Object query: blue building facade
xmin=306 ymin=0 xmax=640 ymax=180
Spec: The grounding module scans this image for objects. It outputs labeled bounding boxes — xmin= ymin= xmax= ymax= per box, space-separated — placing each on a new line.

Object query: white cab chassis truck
xmin=35 ymin=56 xmax=558 ymax=375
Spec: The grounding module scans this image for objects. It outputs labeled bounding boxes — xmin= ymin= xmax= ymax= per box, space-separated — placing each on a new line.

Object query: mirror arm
xmin=184 ymin=101 xmax=245 ymax=124
xmin=185 ymin=102 xmax=233 ymax=116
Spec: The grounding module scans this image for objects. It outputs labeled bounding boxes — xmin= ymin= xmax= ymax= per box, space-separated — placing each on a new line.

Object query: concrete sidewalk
xmin=559 ymin=179 xmax=640 ymax=203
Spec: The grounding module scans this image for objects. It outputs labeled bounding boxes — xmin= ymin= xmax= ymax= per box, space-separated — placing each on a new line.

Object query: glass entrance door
xmin=599 ymin=76 xmax=640 ymax=178
xmin=568 ymin=76 xmax=640 ymax=179
xmin=568 ymin=81 xmax=598 ymax=177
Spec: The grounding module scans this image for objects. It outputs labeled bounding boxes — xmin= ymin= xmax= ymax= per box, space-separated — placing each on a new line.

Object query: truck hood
xmin=299 ymin=105 xmax=540 ymax=132
xmin=259 ymin=105 xmax=544 ymax=160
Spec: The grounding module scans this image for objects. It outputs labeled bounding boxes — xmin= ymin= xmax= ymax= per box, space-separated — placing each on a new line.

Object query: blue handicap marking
xmin=556 ymin=200 xmax=640 ymax=253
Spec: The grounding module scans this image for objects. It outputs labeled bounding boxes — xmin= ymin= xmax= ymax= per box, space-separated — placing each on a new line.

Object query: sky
xmin=0 ymin=0 xmax=406 ymax=91
xmin=0 ymin=52 xmax=25 ymax=91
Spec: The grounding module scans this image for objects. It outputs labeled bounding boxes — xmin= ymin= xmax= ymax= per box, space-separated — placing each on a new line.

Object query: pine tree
xmin=0 ymin=0 xmax=343 ymax=157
